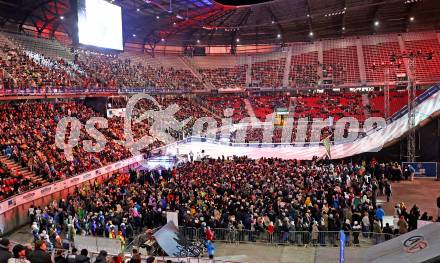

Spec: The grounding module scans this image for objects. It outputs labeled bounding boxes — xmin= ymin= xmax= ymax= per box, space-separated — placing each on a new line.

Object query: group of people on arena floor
xmin=27 ymin=156 xmax=437 ymax=251
xmin=0 ymin=237 xmax=159 ymax=263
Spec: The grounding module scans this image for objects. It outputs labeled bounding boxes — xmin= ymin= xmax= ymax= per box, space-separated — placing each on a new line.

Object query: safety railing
xmin=179 ymin=227 xmax=396 ymax=247
xmin=0 ymin=87 xmax=118 ymax=95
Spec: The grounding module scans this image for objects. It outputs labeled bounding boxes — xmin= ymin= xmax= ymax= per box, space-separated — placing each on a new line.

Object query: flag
xmin=340 ymin=230 xmax=346 ymax=263
xmin=322 ymin=135 xmax=332 ymax=159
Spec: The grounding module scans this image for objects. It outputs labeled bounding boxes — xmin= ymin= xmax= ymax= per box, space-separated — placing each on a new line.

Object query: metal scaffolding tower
xmin=406 ymin=57 xmax=417 ymax=162
xmin=391 ymin=49 xmax=434 ymax=162
xmin=384 ymin=67 xmax=391 ymax=119
xmin=372 ymin=63 xmax=395 ymax=119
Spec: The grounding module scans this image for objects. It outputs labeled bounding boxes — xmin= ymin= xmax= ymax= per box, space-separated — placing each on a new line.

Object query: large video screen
xmin=77 ymin=0 xmax=123 ymax=50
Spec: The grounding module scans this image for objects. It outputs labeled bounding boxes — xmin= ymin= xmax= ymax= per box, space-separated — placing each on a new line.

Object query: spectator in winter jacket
xmin=93 ymin=251 xmax=107 ymax=263
xmin=382 ymin=223 xmax=393 ymax=241
xmin=74 ymin=249 xmax=89 ymax=263
xmin=54 ymin=250 xmax=67 ymax=263
xmin=397 ymin=216 xmax=409 ymax=235
xmin=0 ymin=239 xmax=12 ymax=263
xmin=27 ymin=241 xmax=52 ymax=263
xmin=66 ymin=248 xmax=77 ymax=263
xmin=7 ymin=244 xmax=29 ymax=263
xmin=437 ymin=196 xmax=440 ymax=221
xmin=375 ymin=205 xmax=385 ymax=228
xmin=352 ymin=221 xmax=361 ymax=246
xmin=372 ymin=219 xmax=382 ymax=245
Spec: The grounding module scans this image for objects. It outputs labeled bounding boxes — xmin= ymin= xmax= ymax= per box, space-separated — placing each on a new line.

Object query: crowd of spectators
xmin=293 ymin=92 xmax=366 ymax=121
xmin=250 ymin=59 xmax=285 ymax=88
xmin=248 ymin=94 xmax=290 ymax=121
xmin=0 ymin=44 xmax=81 ymax=91
xmin=74 ymin=51 xmax=203 ymax=90
xmin=0 ymin=101 xmax=163 ymax=195
xmin=0 ymin=95 xmax=220 ymax=199
xmin=198 ymin=95 xmax=249 ymax=124
xmin=289 ymin=63 xmax=320 ymax=87
xmin=0 ymin=87 xmax=424 ymax=200
xmin=0 ymin=159 xmax=35 ymax=199
xmin=0 ymin=102 xmax=120 ymax=182
xmin=198 ymin=66 xmax=247 ymax=90
xmin=0 ymin=39 xmax=203 ymax=92
xmin=26 ymin=156 xmax=437 ymax=251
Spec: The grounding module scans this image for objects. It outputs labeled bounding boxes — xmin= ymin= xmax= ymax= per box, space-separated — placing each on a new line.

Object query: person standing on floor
xmin=437 ymin=196 xmax=440 ymax=222
xmin=8 ymin=244 xmax=30 ymax=263
xmin=352 ymin=221 xmax=361 ymax=246
xmin=27 ymin=241 xmax=52 ymax=263
xmin=0 ymin=239 xmax=12 ymax=263
xmin=375 ymin=205 xmax=385 ymax=228
xmin=397 ymin=216 xmax=409 ymax=235
xmin=384 ymin=180 xmax=392 ymax=202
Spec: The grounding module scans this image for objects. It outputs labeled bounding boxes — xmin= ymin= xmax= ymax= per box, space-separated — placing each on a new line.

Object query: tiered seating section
xmin=75 ymin=51 xmax=203 ymax=90
xmin=248 ymin=94 xmax=290 ymax=121
xmin=363 ymin=41 xmax=406 ymax=83
xmin=289 ymin=52 xmax=319 ymax=86
xmin=251 ymin=59 xmax=285 ymax=87
xmin=0 ymin=33 xmax=203 ymax=91
xmin=4 ymin=32 xmax=73 ymax=61
xmin=404 ymin=38 xmax=440 ymax=83
xmin=0 ymin=101 xmax=164 ymax=199
xmin=199 ymin=95 xmax=249 ymax=123
xmin=0 ymin=43 xmax=82 ymax=90
xmin=294 ymin=92 xmax=366 ymax=121
xmin=0 ymin=156 xmax=36 ymax=199
xmin=368 ymin=90 xmax=424 ymax=117
xmin=198 ymin=66 xmax=247 ymax=89
xmin=323 ymin=46 xmax=360 ymax=85
xmin=0 ymin=85 xmax=433 ymax=199
xmin=1 ymin=32 xmax=440 ymax=92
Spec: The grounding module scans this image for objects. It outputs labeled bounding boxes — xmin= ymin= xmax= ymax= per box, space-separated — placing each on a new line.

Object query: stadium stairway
xmin=361 ymin=94 xmax=371 ymax=118
xmin=3 ymin=32 xmax=74 ymax=62
xmin=0 ymin=32 xmax=16 ymax=49
xmin=192 ymin=97 xmax=222 ymax=119
xmin=0 ymin=32 xmax=16 ymax=60
xmin=243 ymin=99 xmax=257 ymax=119
xmin=179 ymin=56 xmax=215 ymax=90
xmin=0 ymin=154 xmax=47 ymax=186
xmin=288 ymin=97 xmax=297 ymax=118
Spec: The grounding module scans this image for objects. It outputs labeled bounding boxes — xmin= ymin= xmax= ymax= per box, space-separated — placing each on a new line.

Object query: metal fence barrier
xmin=74 ymin=235 xmax=122 ymax=255
xmin=179 ymin=227 xmax=396 ymax=247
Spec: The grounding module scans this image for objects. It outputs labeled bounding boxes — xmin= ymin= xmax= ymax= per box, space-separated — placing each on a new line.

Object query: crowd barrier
xmin=74 ymin=236 xmax=122 ymax=256
xmin=1 ymin=83 xmax=438 ymax=100
xmin=179 ymin=227 xmax=396 ymax=248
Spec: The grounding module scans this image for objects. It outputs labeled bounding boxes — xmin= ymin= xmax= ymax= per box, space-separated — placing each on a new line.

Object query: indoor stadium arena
xmin=0 ymin=0 xmax=439 ymax=262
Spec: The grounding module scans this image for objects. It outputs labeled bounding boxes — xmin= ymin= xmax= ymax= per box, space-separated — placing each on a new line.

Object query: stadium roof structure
xmin=1 ymin=0 xmax=440 ymax=47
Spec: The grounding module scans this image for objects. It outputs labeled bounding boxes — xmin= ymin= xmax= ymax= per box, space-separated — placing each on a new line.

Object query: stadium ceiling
xmin=1 ymin=0 xmax=440 ymax=47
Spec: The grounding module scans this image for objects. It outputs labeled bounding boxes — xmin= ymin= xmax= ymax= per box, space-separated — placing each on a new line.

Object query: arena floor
xmin=215 ymin=243 xmax=367 ymax=263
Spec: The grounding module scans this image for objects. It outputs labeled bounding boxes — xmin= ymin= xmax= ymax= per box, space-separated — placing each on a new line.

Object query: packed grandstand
xmin=0 ymin=0 xmax=440 ymax=262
